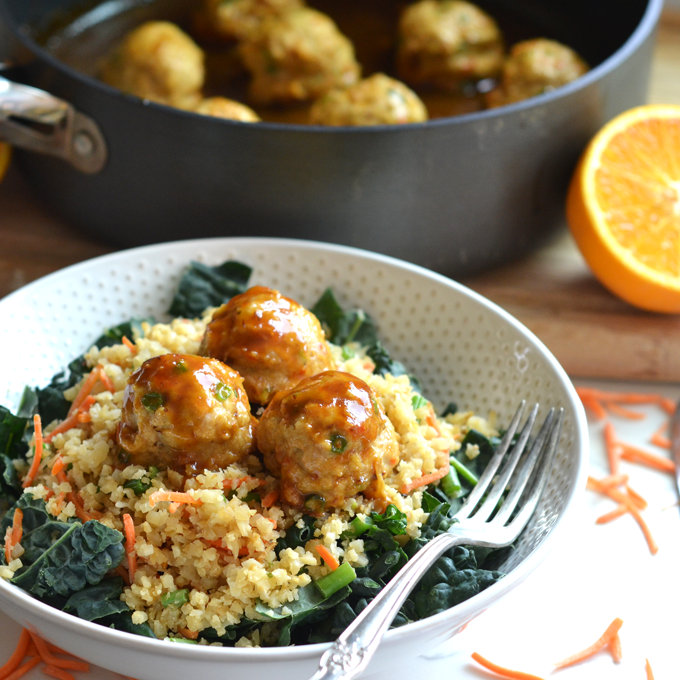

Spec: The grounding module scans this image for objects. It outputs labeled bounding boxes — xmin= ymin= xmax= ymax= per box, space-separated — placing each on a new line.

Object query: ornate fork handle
xmin=310 ymin=528 xmax=498 ymax=680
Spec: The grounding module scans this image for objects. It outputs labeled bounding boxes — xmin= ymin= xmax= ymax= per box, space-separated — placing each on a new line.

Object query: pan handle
xmin=0 ymin=76 xmax=107 ymax=174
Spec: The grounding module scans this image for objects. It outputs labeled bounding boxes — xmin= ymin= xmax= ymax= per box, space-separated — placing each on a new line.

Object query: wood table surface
xmin=1 ymin=19 xmax=680 ymax=382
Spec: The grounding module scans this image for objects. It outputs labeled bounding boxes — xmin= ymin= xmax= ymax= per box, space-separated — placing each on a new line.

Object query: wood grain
xmin=1 ymin=21 xmax=679 ymax=381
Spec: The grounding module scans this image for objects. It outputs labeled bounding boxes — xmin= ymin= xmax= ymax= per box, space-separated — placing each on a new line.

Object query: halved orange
xmin=0 ymin=142 xmax=10 ymax=184
xmin=567 ymin=105 xmax=680 ymax=313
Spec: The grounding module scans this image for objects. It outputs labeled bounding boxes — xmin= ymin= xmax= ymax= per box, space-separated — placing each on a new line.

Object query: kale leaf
xmin=168 ymin=260 xmax=252 ymax=318
xmin=275 ymin=515 xmax=316 ymax=556
xmin=63 ymin=578 xmax=129 ymax=621
xmin=7 ymin=497 xmax=125 ymax=600
xmin=93 ymin=318 xmax=154 ymax=349
xmin=0 ymin=402 xmax=32 ymax=505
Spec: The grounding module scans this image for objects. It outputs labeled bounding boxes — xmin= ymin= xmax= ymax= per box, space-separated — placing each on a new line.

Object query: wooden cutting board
xmin=1 ymin=21 xmax=679 ymax=383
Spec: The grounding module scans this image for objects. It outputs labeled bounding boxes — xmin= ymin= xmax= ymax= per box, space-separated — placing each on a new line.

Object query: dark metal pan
xmin=0 ymin=0 xmax=663 ymax=278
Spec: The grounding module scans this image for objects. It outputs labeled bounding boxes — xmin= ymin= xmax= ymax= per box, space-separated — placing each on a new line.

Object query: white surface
xmin=0 ymin=238 xmax=587 ymax=679
xmin=0 ymin=378 xmax=675 ymax=680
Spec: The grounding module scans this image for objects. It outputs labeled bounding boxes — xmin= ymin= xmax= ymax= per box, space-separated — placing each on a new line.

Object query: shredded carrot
xmin=470 ymin=652 xmax=545 ymax=680
xmin=25 ymin=642 xmax=39 ymax=658
xmin=595 ymin=504 xmax=628 ymax=524
xmin=603 ymin=422 xmax=621 ymax=475
xmin=55 ymin=470 xmax=93 ymax=523
xmin=645 ymin=658 xmax=655 ymax=680
xmin=45 ymin=396 xmax=96 ymax=444
xmin=22 ymin=415 xmax=44 ymax=488
xmin=588 ymin=477 xmax=658 ymax=554
xmin=606 ymin=402 xmax=646 ymax=420
xmin=123 ymin=514 xmax=137 ymax=584
xmin=29 ymin=634 xmax=89 ymax=672
xmin=399 ymin=465 xmax=450 ymax=494
xmin=67 ymin=368 xmax=100 ymax=417
xmin=10 ymin=509 xmax=23 ymax=552
xmin=223 ymin=476 xmax=262 ymax=490
xmin=597 ymin=473 xmax=628 ymax=489
xmin=650 ymin=433 xmax=671 ymax=449
xmin=115 ymin=564 xmax=131 ymax=585
xmin=0 ymin=629 xmax=31 ymax=680
xmin=579 ymin=395 xmax=607 ymax=421
xmin=177 ymin=628 xmax=198 ymax=640
xmin=554 ymin=617 xmax=623 ymax=669
xmin=619 ymin=443 xmax=675 ymax=474
xmin=576 ymin=388 xmax=672 ymax=412
xmin=51 ymin=492 xmax=66 ymax=517
xmin=625 ymin=485 xmax=648 ymax=510
xmin=167 ymin=502 xmax=182 ymax=513
xmin=121 ymin=336 xmax=137 ymax=353
xmin=98 ymin=369 xmax=115 ymax=393
xmin=261 ymin=489 xmax=279 ymax=508
xmin=148 ymin=490 xmax=203 ymax=508
xmin=50 ymin=457 xmax=65 ymax=477
xmin=4 ymin=657 xmax=41 ymax=680
xmin=4 ymin=527 xmax=12 ymax=565
xmin=41 ymin=666 xmax=76 ymax=680
xmin=316 ymin=545 xmax=340 ymax=571
xmin=608 ymin=632 xmax=622 ymax=664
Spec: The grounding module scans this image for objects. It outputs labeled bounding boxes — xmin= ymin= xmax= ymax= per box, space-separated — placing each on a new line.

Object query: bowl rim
xmin=0 ymin=236 xmax=590 ymax=662
xmin=0 ymin=0 xmax=663 ymax=132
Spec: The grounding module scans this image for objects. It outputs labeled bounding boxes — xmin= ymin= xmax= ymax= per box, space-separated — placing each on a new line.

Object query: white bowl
xmin=0 ymin=238 xmax=588 ymax=680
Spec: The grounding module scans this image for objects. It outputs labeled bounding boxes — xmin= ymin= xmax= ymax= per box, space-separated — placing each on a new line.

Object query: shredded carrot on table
xmin=148 ymin=490 xmax=203 ymax=508
xmin=22 ymin=415 xmax=44 ymax=488
xmin=576 ymin=387 xmax=673 ymax=412
xmin=122 ymin=514 xmax=137 ymax=584
xmin=619 ymin=443 xmax=675 ymax=474
xmin=606 ymin=402 xmax=646 ymax=420
xmin=41 ymin=666 xmax=76 ymax=680
xmin=121 ymin=336 xmax=137 ymax=353
xmin=579 ymin=395 xmax=607 ymax=420
xmin=0 ymin=629 xmax=30 ymax=680
xmin=625 ymin=485 xmax=648 ymax=510
xmin=645 ymin=658 xmax=655 ymax=680
xmin=587 ymin=477 xmax=658 ymax=554
xmin=650 ymin=432 xmax=671 ymax=449
xmin=603 ymin=422 xmax=621 ymax=475
xmin=597 ymin=473 xmax=628 ymax=488
xmin=608 ymin=632 xmax=622 ymax=664
xmin=5 ymin=656 xmax=40 ymax=680
xmin=67 ymin=368 xmax=101 ymax=417
xmin=98 ymin=369 xmax=115 ymax=393
xmin=261 ymin=489 xmax=279 ymax=508
xmin=316 ymin=545 xmax=340 ymax=571
xmin=470 ymin=652 xmax=545 ymax=680
xmin=29 ymin=634 xmax=89 ymax=672
xmin=596 ymin=504 xmax=628 ymax=524
xmin=400 ymin=465 xmax=450 ymax=494
xmin=554 ymin=617 xmax=623 ymax=669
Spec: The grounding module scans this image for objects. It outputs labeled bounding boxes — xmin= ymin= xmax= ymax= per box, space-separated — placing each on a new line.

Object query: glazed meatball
xmin=257 ymin=371 xmax=399 ymax=511
xmin=194 ymin=97 xmax=261 ymax=121
xmin=100 ymin=21 xmax=205 ymax=108
xmin=309 ymin=74 xmax=428 ymax=126
xmin=118 ymin=354 xmax=254 ymax=473
xmin=200 ymin=286 xmax=333 ymax=405
xmin=397 ymin=0 xmax=504 ymax=91
xmin=238 ymin=8 xmax=361 ymax=105
xmin=204 ymin=0 xmax=304 ymax=41
xmin=486 ymin=38 xmax=588 ymax=108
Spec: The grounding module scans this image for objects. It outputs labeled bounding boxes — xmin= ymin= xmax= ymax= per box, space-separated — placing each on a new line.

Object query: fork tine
xmin=506 ymin=408 xmax=563 ymax=533
xmin=470 ymin=403 xmax=539 ymax=523
xmin=492 ymin=408 xmax=556 ymax=525
xmin=455 ymin=400 xmax=526 ymax=521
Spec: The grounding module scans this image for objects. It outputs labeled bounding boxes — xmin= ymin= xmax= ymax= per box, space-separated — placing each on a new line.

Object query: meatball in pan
xmin=99 ymin=21 xmax=205 ymax=109
xmin=257 ymin=371 xmax=400 ymax=512
xmin=204 ymin=0 xmax=304 ymax=41
xmin=309 ymin=73 xmax=428 ymax=126
xmin=118 ymin=353 xmax=255 ymax=474
xmin=238 ymin=8 xmax=361 ymax=105
xmin=200 ymin=286 xmax=333 ymax=406
xmin=397 ymin=0 xmax=504 ymax=91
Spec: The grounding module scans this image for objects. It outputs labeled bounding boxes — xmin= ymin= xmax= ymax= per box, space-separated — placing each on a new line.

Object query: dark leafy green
xmin=275 ymin=515 xmax=316 ymax=556
xmin=0 ymin=401 xmax=31 ymax=504
xmin=63 ymin=578 xmax=129 ymax=621
xmin=123 ymin=467 xmax=158 ymax=496
xmin=6 ymin=497 xmax=125 ymax=601
xmin=93 ymin=319 xmax=153 ymax=349
xmin=168 ymin=260 xmax=252 ymax=318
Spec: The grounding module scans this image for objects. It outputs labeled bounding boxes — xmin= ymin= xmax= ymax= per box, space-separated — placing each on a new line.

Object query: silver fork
xmin=309 ymin=402 xmax=564 ymax=680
